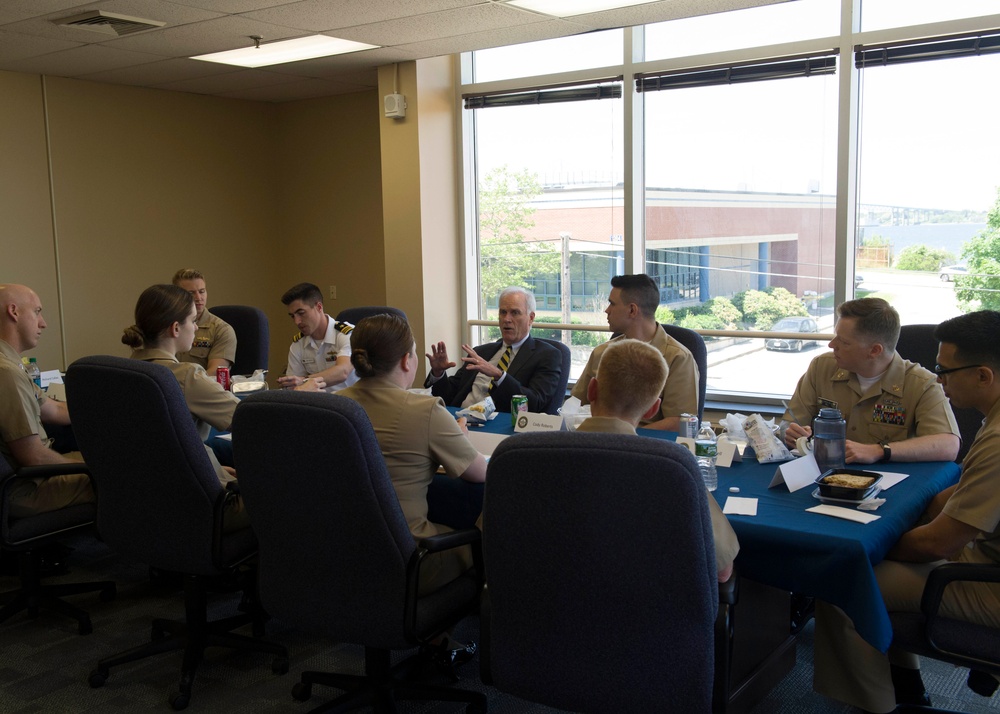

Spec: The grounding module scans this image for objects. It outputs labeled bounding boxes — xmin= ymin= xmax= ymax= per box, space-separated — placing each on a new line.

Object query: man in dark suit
xmin=425 ymin=286 xmax=562 ymax=414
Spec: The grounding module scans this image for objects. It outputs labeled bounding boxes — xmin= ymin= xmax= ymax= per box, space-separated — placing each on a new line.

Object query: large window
xmin=856 ymin=39 xmax=1000 ymax=324
xmin=461 ymin=3 xmax=1000 ymax=401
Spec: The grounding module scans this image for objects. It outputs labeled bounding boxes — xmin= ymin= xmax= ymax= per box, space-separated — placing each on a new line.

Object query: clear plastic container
xmin=695 ymin=420 xmax=718 ymax=491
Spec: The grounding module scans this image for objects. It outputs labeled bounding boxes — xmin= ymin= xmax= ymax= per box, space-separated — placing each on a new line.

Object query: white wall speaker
xmin=384 ymin=93 xmax=407 ymax=118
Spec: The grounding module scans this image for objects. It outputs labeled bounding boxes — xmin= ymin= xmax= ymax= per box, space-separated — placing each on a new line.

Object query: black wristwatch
xmin=880 ymin=443 xmax=892 ymax=463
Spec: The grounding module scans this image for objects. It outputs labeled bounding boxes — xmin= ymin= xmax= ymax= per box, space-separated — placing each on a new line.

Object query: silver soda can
xmin=679 ymin=413 xmax=699 ymax=439
xmin=511 ymin=394 xmax=529 ymax=428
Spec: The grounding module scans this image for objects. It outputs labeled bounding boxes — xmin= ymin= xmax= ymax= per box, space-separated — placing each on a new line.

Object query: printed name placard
xmin=514 ymin=412 xmax=563 ymax=432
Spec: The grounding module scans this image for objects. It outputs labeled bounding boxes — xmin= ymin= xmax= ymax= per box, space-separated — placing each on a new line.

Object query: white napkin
xmin=806 ymin=504 xmax=880 ymax=523
xmin=723 ymin=497 xmax=757 ymax=516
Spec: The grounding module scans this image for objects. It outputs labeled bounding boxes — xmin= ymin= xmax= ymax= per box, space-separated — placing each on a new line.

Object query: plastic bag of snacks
xmin=457 ymin=396 xmax=496 ymax=424
xmin=743 ymin=413 xmax=793 ymax=463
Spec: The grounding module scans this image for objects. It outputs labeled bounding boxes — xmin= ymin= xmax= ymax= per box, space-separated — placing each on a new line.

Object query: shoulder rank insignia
xmin=333 ymin=320 xmax=354 ymax=334
xmin=291 ymin=332 xmax=305 ymax=343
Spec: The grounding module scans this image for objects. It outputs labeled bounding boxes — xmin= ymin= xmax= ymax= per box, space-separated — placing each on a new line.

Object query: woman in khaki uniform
xmin=339 ymin=312 xmax=487 ymax=673
xmin=122 ymin=284 xmax=246 ymax=530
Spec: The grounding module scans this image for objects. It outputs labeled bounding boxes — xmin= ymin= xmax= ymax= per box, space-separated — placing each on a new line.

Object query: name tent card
xmin=514 ymin=412 xmax=563 ymax=433
xmin=769 ymin=451 xmax=821 ymax=492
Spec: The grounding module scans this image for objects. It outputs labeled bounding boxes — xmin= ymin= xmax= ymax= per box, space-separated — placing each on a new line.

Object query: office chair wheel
xmin=291 ymin=682 xmax=312 ymax=701
xmin=100 ymin=584 xmax=117 ymax=601
xmin=169 ymin=691 xmax=190 ymax=710
xmin=78 ymin=615 xmax=93 ymax=636
xmin=272 ymin=657 xmax=289 ymax=675
xmin=88 ymin=669 xmax=108 ymax=688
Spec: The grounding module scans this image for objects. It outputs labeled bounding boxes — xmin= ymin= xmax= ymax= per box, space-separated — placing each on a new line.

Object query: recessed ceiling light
xmin=507 ymin=0 xmax=658 ymax=17
xmin=192 ymin=35 xmax=379 ymax=68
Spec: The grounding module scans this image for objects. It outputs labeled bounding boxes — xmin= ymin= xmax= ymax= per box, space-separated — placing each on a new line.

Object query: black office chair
xmin=890 ymin=562 xmax=1000 ymax=713
xmin=232 ymin=391 xmax=487 ymax=714
xmin=210 ymin=305 xmax=269 ymax=376
xmin=336 ymin=305 xmax=408 ymax=326
xmin=895 ymin=324 xmax=980 ymax=463
xmin=480 ymin=431 xmax=718 ymax=712
xmin=0 ymin=455 xmax=115 ymax=634
xmin=663 ymin=322 xmax=709 ymax=420
xmin=65 ymin=356 xmax=288 ymax=711
xmin=534 ymin=337 xmax=571 ymax=414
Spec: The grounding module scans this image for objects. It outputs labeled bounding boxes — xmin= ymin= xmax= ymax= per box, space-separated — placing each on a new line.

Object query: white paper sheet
xmin=723 ymin=497 xmax=757 ymax=516
xmin=806 ymin=504 xmax=880 ymax=523
xmin=865 ymin=471 xmax=909 ymax=490
xmin=466 ymin=431 xmax=508 ymax=457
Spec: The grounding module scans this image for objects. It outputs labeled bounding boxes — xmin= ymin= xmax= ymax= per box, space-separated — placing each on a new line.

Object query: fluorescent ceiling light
xmin=192 ymin=35 xmax=378 ymax=68
xmin=506 ymin=0 xmax=658 ymax=16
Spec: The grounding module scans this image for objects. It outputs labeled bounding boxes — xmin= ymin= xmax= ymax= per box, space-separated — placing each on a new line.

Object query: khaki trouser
xmin=814 ymin=552 xmax=1000 ymax=712
xmin=7 ymin=451 xmax=95 ymax=519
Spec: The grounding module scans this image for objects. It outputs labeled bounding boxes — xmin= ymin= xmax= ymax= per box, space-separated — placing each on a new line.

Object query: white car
xmin=939 ymin=265 xmax=968 ymax=282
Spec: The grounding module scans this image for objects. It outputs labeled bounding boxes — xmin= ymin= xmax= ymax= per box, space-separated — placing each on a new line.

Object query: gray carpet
xmin=2 ymin=534 xmax=999 ymax=714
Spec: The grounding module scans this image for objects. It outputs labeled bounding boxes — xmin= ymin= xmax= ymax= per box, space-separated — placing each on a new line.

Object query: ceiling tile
xmin=4 ymin=43 xmax=166 ymax=76
xmin=242 ymin=0 xmax=486 ymax=32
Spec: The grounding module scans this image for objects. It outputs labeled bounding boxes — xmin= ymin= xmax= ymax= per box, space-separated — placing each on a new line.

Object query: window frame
xmin=457 ymin=4 xmax=1000 ymax=403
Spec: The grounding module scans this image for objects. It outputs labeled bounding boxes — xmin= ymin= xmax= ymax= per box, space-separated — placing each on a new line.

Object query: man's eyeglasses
xmin=933 ymin=364 xmax=982 ymax=377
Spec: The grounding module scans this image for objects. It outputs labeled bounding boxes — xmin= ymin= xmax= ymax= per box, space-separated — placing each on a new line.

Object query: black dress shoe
xmin=891 ymin=665 xmax=931 ymax=707
xmin=420 ymin=640 xmax=478 ymax=680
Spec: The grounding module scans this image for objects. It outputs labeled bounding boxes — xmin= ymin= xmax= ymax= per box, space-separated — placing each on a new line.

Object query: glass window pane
xmin=644 ymin=0 xmax=839 ymax=62
xmin=857 ymin=52 xmax=1000 ymax=325
xmin=861 ymin=0 xmax=1000 ymax=32
xmin=643 ymin=69 xmax=838 ymax=397
xmin=472 ymin=30 xmax=622 ymax=83
xmin=473 ymin=96 xmax=623 ymax=377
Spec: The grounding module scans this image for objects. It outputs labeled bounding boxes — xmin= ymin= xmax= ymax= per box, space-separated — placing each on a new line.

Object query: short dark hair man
xmin=0 ymin=284 xmax=93 ymax=517
xmin=577 ymin=338 xmax=738 ymax=582
xmin=571 ymin=274 xmax=700 ymax=431
xmin=171 ymin=268 xmax=236 ymax=377
xmin=782 ymin=297 xmax=959 ymax=463
xmin=813 ymin=310 xmax=1000 ymax=712
xmin=425 ymin=286 xmax=562 ymax=413
xmin=277 ymin=282 xmax=355 ymax=393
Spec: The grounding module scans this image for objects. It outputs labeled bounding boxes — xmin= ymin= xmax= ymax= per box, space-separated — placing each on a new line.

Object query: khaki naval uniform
xmin=783 ymin=352 xmax=959 ymax=445
xmin=130 ymin=348 xmax=239 ymax=441
xmin=176 ymin=309 xmax=236 ymax=371
xmin=572 ymin=325 xmax=699 ymax=425
xmin=0 ymin=339 xmax=93 ymax=518
xmin=286 ymin=316 xmax=357 ymax=393
xmin=340 ymin=376 xmax=479 ymax=594
xmin=814 ymin=398 xmax=1000 ymax=712
xmin=577 ymin=415 xmax=740 ymax=576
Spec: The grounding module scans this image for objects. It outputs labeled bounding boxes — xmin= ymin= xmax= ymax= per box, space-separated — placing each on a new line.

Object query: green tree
xmin=956 ymin=187 xmax=1000 ymax=311
xmin=894 ymin=244 xmax=955 ymax=271
xmin=734 ymin=287 xmax=806 ymax=329
xmin=478 ymin=166 xmax=559 ymax=312
xmin=862 ymin=234 xmax=890 ymax=246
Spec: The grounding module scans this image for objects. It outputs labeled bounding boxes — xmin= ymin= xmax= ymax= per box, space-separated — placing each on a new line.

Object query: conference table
xmin=461 ymin=410 xmax=961 ymax=653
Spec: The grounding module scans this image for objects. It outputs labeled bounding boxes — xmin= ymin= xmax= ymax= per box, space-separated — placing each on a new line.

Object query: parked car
xmin=939 ymin=265 xmax=968 ymax=282
xmin=765 ymin=316 xmax=820 ymax=352
xmin=855 ymin=273 xmax=864 ymax=288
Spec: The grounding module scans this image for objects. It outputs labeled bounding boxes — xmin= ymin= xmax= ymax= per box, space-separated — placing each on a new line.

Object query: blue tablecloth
xmin=455 ymin=408 xmax=961 ymax=651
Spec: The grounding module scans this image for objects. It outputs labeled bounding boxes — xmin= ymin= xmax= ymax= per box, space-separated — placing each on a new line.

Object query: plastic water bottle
xmin=813 ymin=408 xmax=846 ymax=473
xmin=26 ymin=357 xmax=41 ymax=389
xmin=695 ymin=420 xmax=718 ymax=492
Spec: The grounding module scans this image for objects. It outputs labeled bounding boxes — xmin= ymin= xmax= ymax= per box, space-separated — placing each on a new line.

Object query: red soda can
xmin=216 ymin=366 xmax=231 ymax=391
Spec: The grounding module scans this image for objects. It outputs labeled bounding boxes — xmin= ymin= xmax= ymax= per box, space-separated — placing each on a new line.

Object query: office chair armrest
xmin=1 ymin=461 xmax=91 ymax=502
xmin=921 ymin=562 xmax=1000 ymax=619
xmin=417 ymin=527 xmax=481 ymax=553
xmin=718 ymin=568 xmax=739 ymax=606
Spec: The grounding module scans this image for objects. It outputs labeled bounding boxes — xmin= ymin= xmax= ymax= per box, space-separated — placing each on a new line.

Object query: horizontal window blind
xmin=856 ymin=30 xmax=1000 ymax=68
xmin=463 ymin=78 xmax=622 ymax=109
xmin=635 ymin=53 xmax=836 ymax=92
